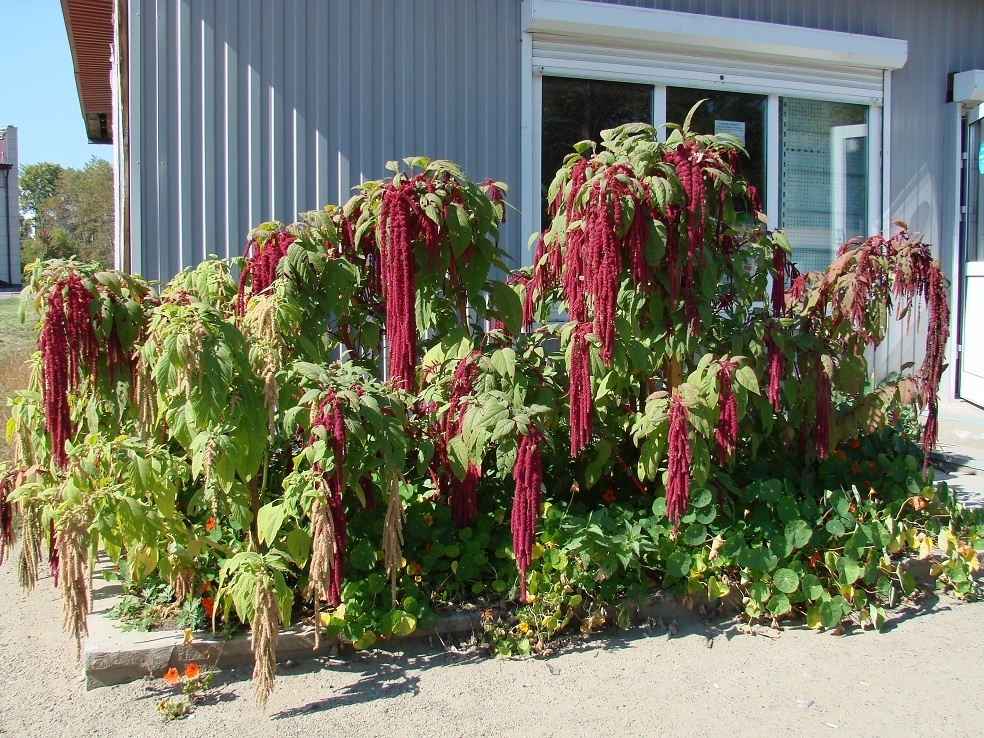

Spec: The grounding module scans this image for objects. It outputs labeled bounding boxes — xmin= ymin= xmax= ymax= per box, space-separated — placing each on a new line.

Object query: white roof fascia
xmin=522 ymin=0 xmax=908 ymax=71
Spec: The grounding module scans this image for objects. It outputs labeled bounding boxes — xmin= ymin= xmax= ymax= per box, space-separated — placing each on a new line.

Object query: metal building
xmin=0 ymin=125 xmax=20 ymax=288
xmin=62 ymin=0 xmax=984 ymax=405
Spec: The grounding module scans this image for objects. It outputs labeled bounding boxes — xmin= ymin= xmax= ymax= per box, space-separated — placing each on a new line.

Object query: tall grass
xmin=0 ymin=295 xmax=36 ymax=462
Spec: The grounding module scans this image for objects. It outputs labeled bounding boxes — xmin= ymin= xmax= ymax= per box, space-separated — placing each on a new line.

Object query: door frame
xmin=957 ymin=105 xmax=984 ymax=407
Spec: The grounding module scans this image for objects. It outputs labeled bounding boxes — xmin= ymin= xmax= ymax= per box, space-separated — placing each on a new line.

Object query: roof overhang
xmin=523 ymin=0 xmax=908 ymax=71
xmin=61 ymin=0 xmax=115 ymax=144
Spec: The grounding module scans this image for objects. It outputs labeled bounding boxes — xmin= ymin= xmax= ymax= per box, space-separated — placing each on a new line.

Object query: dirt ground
xmin=1 ymin=561 xmax=982 ymax=738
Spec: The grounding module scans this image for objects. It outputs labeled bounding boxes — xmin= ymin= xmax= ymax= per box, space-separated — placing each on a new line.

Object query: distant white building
xmin=0 ymin=125 xmax=20 ymax=287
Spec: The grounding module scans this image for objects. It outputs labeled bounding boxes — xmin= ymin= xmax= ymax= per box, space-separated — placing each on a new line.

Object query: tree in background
xmin=19 ymin=157 xmax=114 ymax=269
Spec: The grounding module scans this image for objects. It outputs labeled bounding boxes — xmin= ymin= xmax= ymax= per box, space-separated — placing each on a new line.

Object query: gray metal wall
xmin=128 ymin=0 xmax=981 ymax=390
xmin=127 ymin=0 xmax=522 ymax=282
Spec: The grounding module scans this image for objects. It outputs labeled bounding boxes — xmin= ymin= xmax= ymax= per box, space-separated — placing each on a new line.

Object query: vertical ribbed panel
xmin=129 ymin=0 xmax=522 ymax=283
xmin=129 ymin=0 xmax=984 ymax=390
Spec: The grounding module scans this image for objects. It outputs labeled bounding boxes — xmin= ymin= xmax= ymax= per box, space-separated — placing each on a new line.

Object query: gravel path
xmin=1 ymin=560 xmax=982 ymax=738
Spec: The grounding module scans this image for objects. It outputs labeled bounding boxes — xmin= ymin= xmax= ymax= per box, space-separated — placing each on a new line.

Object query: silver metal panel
xmin=128 ymin=0 xmax=984 ymax=389
xmin=128 ymin=0 xmax=523 ymax=283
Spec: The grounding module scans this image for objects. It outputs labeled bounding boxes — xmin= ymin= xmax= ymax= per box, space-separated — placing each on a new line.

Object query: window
xmin=540 ymin=77 xmax=653 ymax=222
xmin=780 ymin=99 xmax=869 ymax=273
xmin=666 ymin=87 xmax=767 ymax=215
xmin=537 ymin=80 xmax=877 ymax=274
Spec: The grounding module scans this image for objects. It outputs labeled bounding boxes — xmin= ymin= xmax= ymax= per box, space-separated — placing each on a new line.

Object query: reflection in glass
xmin=666 ymin=87 xmax=767 ymax=216
xmin=541 ymin=77 xmax=653 ymax=217
xmin=780 ymin=99 xmax=868 ymax=273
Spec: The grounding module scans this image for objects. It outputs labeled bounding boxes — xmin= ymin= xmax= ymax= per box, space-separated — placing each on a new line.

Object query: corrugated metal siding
xmin=591 ymin=0 xmax=984 ymax=390
xmin=129 ymin=0 xmax=983 ymax=390
xmin=128 ymin=0 xmax=522 ymax=282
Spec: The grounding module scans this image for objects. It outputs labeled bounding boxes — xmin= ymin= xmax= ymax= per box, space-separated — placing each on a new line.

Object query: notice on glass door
xmin=714 ymin=120 xmax=746 ymax=146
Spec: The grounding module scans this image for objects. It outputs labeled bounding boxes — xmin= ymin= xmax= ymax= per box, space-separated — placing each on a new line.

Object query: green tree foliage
xmin=19 ymin=158 xmax=114 ymax=269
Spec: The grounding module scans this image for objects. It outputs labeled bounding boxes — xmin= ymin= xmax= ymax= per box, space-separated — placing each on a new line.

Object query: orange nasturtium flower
xmin=205 ymin=517 xmax=217 ymax=532
xmin=163 ymin=667 xmax=180 ymax=686
xmin=184 ymin=663 xmax=201 ymax=679
xmin=201 ymin=597 xmax=215 ymax=618
xmin=602 ymin=489 xmax=617 ymax=503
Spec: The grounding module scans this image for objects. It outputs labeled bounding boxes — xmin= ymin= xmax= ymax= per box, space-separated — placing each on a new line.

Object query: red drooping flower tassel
xmin=714 ymin=362 xmax=738 ymax=464
xmin=0 ymin=469 xmax=17 ymax=565
xmin=568 ymin=324 xmax=593 ymax=457
xmin=434 ymin=353 xmax=482 ymax=527
xmin=814 ymin=361 xmax=832 ymax=461
xmin=378 ymin=180 xmax=423 ymax=391
xmin=666 ymin=397 xmax=692 ymax=531
xmin=451 ymin=463 xmax=481 ymax=530
xmin=235 ymin=231 xmax=296 ymax=317
xmin=40 ymin=275 xmax=98 ymax=469
xmin=766 ymin=332 xmax=785 ymax=414
xmin=771 ymin=245 xmax=787 ymax=317
xmin=561 ymin=160 xmax=591 ymax=323
xmin=49 ymin=520 xmax=60 ymax=588
xmin=511 ymin=426 xmax=543 ymax=603
xmin=311 ymin=391 xmax=348 ymax=607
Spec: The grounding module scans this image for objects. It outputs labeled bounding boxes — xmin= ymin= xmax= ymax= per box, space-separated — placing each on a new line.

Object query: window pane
xmin=666 ymin=87 xmax=767 ymax=216
xmin=780 ymin=99 xmax=868 ymax=273
xmin=541 ymin=77 xmax=653 ymax=214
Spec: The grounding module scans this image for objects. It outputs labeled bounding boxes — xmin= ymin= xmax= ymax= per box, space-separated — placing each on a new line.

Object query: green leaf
xmin=584 ymin=439 xmax=611 ymax=490
xmin=826 ymin=519 xmax=846 ymax=536
xmin=801 ymin=573 xmax=824 ymax=600
xmin=772 ymin=568 xmax=800 ymax=594
xmin=491 ymin=281 xmax=523 ymax=336
xmin=739 ymin=546 xmax=778 ymax=573
xmin=837 ymin=556 xmax=861 ymax=585
xmin=692 ymin=488 xmax=713 ymax=508
xmin=748 ymin=581 xmax=770 ymax=603
xmin=392 ymin=611 xmax=417 ymax=637
xmin=819 ymin=600 xmax=843 ymax=629
xmin=785 ymin=520 xmax=813 ymax=549
xmin=682 ymin=523 xmax=707 ymax=547
xmin=665 ymin=551 xmax=692 ymax=579
xmin=767 ymin=593 xmax=791 ymax=616
xmin=734 ymin=365 xmax=760 ymax=395
xmin=256 ymin=503 xmax=287 ymax=547
xmin=286 ymin=527 xmax=311 ymax=567
xmin=707 ymin=575 xmax=730 ymax=601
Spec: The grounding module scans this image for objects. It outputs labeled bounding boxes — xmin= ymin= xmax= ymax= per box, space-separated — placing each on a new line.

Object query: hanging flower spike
xmin=814 ymin=360 xmax=832 ymax=460
xmin=235 ymin=230 xmax=295 ymax=317
xmin=434 ymin=352 xmax=482 ymax=528
xmin=511 ymin=426 xmax=543 ymax=603
xmin=378 ymin=180 xmax=419 ymax=390
xmin=771 ymin=244 xmax=787 ymax=317
xmin=39 ymin=275 xmax=97 ymax=469
xmin=561 ymin=159 xmax=592 ymax=323
xmin=309 ymin=391 xmax=348 ymax=608
xmin=714 ymin=361 xmax=739 ymax=464
xmin=0 ymin=469 xmax=17 ymax=566
xmin=666 ymin=397 xmax=692 ymax=530
xmin=568 ymin=323 xmax=593 ymax=457
xmin=766 ymin=332 xmax=785 ymax=414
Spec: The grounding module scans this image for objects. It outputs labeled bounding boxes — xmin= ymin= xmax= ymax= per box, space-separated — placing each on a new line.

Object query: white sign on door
xmin=714 ymin=120 xmax=746 ymax=146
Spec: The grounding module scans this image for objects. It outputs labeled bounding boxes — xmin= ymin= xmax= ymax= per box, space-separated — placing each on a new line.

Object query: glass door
xmin=959 ymin=108 xmax=984 ymax=407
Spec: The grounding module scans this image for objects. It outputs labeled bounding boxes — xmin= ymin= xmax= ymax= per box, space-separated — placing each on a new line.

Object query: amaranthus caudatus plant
xmin=0 ymin=125 xmax=969 ymax=708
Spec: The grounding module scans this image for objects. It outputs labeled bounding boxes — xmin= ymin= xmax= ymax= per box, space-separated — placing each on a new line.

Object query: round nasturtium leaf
xmin=773 ymin=568 xmax=800 ymax=594
xmin=767 ymin=593 xmax=791 ymax=616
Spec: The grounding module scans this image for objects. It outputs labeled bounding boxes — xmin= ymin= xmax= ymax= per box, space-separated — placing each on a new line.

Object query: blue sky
xmin=0 ymin=0 xmax=113 ymax=169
